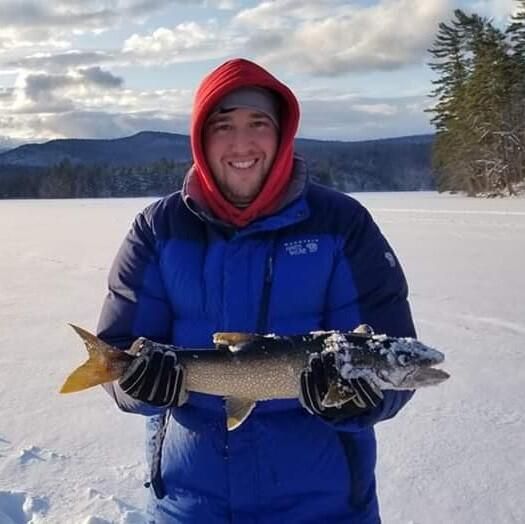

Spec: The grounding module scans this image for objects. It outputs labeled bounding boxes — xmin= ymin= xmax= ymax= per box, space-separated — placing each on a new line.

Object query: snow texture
xmin=0 ymin=192 xmax=524 ymax=523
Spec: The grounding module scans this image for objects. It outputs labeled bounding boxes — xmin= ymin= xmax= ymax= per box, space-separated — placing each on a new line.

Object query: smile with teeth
xmin=229 ymin=159 xmax=258 ymax=169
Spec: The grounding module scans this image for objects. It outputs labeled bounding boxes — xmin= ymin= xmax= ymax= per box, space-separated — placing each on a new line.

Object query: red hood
xmin=191 ymin=58 xmax=300 ymax=227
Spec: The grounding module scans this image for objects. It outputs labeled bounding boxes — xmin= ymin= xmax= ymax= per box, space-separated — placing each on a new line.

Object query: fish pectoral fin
xmin=321 ymin=383 xmax=359 ymax=409
xmin=225 ymin=397 xmax=256 ymax=431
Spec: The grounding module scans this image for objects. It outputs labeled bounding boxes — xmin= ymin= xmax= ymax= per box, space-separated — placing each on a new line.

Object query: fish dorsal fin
xmin=352 ymin=323 xmax=375 ymax=335
xmin=322 ymin=383 xmax=360 ymax=409
xmin=225 ymin=397 xmax=256 ymax=431
xmin=213 ymin=332 xmax=259 ymax=346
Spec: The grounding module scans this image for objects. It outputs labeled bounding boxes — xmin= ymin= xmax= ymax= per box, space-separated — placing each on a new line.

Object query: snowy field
xmin=0 ymin=191 xmax=524 ymax=524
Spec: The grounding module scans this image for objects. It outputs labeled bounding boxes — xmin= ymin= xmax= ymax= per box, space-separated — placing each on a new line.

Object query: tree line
xmin=428 ymin=1 xmax=525 ymax=196
xmin=0 ymin=158 xmax=189 ymax=199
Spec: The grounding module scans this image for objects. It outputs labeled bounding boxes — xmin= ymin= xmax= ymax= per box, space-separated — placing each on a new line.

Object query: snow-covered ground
xmin=0 ymin=192 xmax=523 ymax=523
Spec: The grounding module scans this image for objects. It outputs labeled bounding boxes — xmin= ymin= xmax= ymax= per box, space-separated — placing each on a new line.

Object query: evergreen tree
xmin=427 ymin=12 xmax=469 ymax=133
xmin=427 ymin=10 xmax=473 ymax=192
xmin=428 ymin=2 xmax=525 ymax=195
xmin=507 ymin=0 xmax=525 ymax=187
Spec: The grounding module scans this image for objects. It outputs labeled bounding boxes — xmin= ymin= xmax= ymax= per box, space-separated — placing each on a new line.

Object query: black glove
xmin=118 ymin=339 xmax=187 ymax=408
xmin=299 ymin=352 xmax=383 ymax=419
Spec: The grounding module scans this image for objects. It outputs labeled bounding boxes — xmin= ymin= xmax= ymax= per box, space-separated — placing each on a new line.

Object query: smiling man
xmin=97 ymin=58 xmax=416 ymax=523
xmin=203 ymin=88 xmax=280 ymax=207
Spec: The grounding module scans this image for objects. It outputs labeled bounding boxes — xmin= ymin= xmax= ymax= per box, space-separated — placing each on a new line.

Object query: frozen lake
xmin=0 ymin=191 xmax=524 ymax=523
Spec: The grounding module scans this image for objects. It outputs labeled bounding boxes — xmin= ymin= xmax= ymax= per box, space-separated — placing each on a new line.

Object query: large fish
xmin=60 ymin=325 xmax=449 ymax=430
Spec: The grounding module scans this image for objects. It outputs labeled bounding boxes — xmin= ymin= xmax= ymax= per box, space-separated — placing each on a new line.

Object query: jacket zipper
xmin=257 ymin=254 xmax=273 ymax=334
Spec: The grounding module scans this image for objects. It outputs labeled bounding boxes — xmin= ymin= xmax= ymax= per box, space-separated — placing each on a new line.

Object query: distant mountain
xmin=0 ymin=131 xmax=433 ymax=168
xmin=295 ymin=134 xmax=434 ymax=192
xmin=297 ymin=134 xmax=434 ymax=147
xmin=0 ymin=131 xmax=191 ymax=168
xmin=0 ymin=137 xmax=26 ymax=155
xmin=0 ymin=131 xmax=435 ymax=198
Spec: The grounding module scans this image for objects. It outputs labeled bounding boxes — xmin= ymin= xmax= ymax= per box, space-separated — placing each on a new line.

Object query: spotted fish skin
xmin=61 ymin=326 xmax=449 ymax=430
xmin=176 ymin=339 xmax=307 ymax=400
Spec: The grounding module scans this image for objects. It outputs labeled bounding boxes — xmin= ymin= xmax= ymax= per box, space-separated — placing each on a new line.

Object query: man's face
xmin=203 ymin=107 xmax=279 ymax=207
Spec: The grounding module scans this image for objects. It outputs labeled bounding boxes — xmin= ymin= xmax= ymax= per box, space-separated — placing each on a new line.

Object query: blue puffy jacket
xmin=97 ymin=159 xmax=416 ymax=523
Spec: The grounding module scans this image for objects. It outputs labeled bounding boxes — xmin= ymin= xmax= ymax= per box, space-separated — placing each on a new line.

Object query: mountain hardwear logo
xmin=284 ymin=239 xmax=319 ymax=256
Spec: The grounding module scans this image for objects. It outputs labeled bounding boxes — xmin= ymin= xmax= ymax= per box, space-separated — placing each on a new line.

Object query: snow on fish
xmin=60 ymin=324 xmax=450 ymax=430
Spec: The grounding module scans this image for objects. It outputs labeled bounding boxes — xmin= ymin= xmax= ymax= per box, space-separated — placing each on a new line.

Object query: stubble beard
xmin=219 ymin=163 xmax=269 ymax=208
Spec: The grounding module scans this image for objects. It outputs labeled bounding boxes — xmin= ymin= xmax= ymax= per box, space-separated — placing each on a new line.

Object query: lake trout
xmin=60 ymin=324 xmax=449 ymax=430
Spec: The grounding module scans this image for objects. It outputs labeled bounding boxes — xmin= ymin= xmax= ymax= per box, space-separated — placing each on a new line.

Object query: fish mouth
xmin=408 ymin=366 xmax=450 ymax=387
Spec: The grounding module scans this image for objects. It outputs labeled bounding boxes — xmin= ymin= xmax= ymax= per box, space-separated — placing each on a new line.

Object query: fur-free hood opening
xmin=190 ymin=58 xmax=300 ymax=227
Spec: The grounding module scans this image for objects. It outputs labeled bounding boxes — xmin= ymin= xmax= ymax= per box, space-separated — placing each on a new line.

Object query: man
xmin=97 ymin=58 xmax=416 ymax=523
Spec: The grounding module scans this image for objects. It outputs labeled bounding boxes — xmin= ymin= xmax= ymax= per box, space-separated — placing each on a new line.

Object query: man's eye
xmin=212 ymin=123 xmax=231 ymax=132
xmin=251 ymin=120 xmax=269 ymax=128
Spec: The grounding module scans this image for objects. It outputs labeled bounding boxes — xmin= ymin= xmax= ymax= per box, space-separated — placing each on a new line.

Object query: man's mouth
xmin=228 ymin=159 xmax=258 ymax=169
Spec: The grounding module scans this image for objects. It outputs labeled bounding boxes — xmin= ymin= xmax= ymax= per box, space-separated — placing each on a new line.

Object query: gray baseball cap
xmin=210 ymin=86 xmax=280 ymax=128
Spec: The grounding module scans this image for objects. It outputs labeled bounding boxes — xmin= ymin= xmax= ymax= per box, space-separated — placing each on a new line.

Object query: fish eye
xmin=396 ymin=353 xmax=411 ymax=366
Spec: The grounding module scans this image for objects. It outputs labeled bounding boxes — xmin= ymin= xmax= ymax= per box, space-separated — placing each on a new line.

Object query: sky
xmin=0 ymin=192 xmax=524 ymax=523
xmin=0 ymin=0 xmax=517 ymax=146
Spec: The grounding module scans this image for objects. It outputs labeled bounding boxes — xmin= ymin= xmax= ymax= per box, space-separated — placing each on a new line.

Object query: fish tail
xmin=59 ymin=324 xmax=127 ymax=394
xmin=68 ymin=323 xmax=115 ymax=354
xmin=59 ymin=358 xmax=112 ymax=393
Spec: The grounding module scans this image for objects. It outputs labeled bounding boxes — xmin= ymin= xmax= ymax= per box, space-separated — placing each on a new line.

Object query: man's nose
xmin=229 ymin=128 xmax=254 ymax=154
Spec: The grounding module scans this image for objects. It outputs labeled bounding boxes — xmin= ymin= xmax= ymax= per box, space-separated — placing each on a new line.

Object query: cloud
xmin=122 ymin=21 xmax=234 ymax=65
xmin=0 ymin=27 xmax=70 ymax=56
xmin=2 ymin=0 xmax=454 ymax=75
xmin=468 ymin=0 xmax=516 ymax=25
xmin=114 ymin=88 xmax=193 ymax=113
xmin=0 ymin=0 xmax=240 ymax=69
xmin=0 ymin=71 xmax=193 ymax=139
xmin=0 ymin=87 xmax=15 ymax=100
xmin=209 ymin=0 xmax=239 ymax=9
xmin=0 ymin=3 xmax=112 ymax=58
xmin=11 ymin=67 xmax=124 ymax=114
xmin=235 ymin=0 xmax=340 ymax=27
xmin=0 ymin=0 xmax=443 ymax=141
xmin=23 ymin=68 xmax=122 ymax=97
xmin=7 ymin=50 xmax=114 ymax=72
xmin=297 ymin=89 xmax=433 ymax=140
xmin=0 ymin=134 xmax=25 ymax=150
xmin=80 ymin=66 xmax=123 ymax=88
xmin=0 ymin=2 xmax=117 ymax=32
xmin=0 ymin=0 xmax=179 ymax=29
xmin=23 ymin=110 xmax=189 ymax=140
xmin=1 ymin=95 xmax=433 ymax=142
xmin=236 ymin=0 xmax=453 ymax=76
xmin=121 ymin=0 xmax=176 ymax=18
xmin=0 ymin=0 xmax=235 ymax=41
xmin=0 ymin=0 xmax=177 ymax=52
xmin=0 ymin=77 xmax=432 ymax=141
xmin=23 ymin=73 xmax=75 ymax=101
